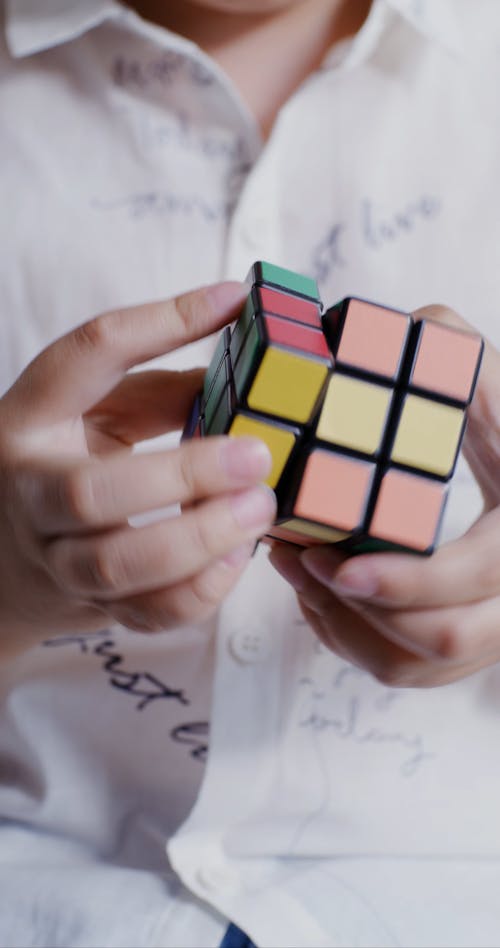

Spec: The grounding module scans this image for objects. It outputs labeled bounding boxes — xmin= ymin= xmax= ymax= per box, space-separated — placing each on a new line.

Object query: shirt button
xmin=229 ymin=624 xmax=272 ymax=664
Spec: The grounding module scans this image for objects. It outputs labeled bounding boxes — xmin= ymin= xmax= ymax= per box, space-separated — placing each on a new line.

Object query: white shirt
xmin=1 ymin=1 xmax=500 ymax=946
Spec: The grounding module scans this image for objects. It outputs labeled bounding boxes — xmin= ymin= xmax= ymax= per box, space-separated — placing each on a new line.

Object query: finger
xmin=270 ymin=544 xmax=366 ymax=664
xmin=297 ymin=570 xmax=495 ymax=688
xmin=297 ymin=598 xmax=355 ymax=665
xmin=412 ymin=303 xmax=475 ymax=333
xmin=269 ymin=542 xmax=319 ymax=592
xmin=462 ymin=336 xmax=500 ymax=509
xmin=300 ymin=509 xmax=500 ymax=610
xmin=353 ymin=593 xmax=500 ymax=666
xmin=297 ymin=594 xmax=441 ymax=686
xmin=414 ymin=304 xmax=500 ymax=509
xmin=270 ymin=543 xmax=384 ymax=665
xmin=84 ymin=368 xmax=205 ymax=448
xmin=270 ymin=545 xmax=495 ymax=687
xmin=7 ymin=282 xmax=248 ymax=428
xmin=295 ymin=567 xmax=428 ymax=685
xmin=105 ymin=543 xmax=254 ymax=633
xmin=46 ymin=484 xmax=276 ymax=599
xmin=27 ymin=436 xmax=272 ymax=534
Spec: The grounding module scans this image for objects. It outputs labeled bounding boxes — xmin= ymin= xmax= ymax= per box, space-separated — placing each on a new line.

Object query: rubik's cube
xmin=184 ymin=261 xmax=483 ymax=555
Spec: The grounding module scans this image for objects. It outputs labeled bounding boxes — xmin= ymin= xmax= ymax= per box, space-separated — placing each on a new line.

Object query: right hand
xmin=0 ymin=282 xmax=276 ymax=658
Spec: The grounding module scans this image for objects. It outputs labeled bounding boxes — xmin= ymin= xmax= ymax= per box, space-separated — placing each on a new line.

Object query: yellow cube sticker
xmin=247 ymin=348 xmax=328 ymax=424
xmin=316 ymin=374 xmax=392 ymax=455
xmin=391 ymin=395 xmax=464 ymax=477
xmin=283 ymin=518 xmax=349 ymax=543
xmin=229 ymin=414 xmax=296 ymax=488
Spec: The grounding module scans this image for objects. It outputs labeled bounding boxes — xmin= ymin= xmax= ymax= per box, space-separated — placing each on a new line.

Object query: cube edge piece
xmin=246 ymin=259 xmax=322 ymax=306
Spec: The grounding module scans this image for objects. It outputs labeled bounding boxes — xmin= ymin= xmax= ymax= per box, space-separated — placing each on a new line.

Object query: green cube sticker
xmin=257 ymin=261 xmax=320 ymax=303
xmin=233 ymin=319 xmax=261 ymax=401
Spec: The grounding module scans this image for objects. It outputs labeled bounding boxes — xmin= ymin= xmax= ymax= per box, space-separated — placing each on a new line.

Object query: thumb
xmin=413 ymin=304 xmax=499 ymax=510
xmin=463 ymin=339 xmax=500 ymax=510
xmin=85 ymin=367 xmax=205 ymax=449
xmin=3 ymin=282 xmax=247 ymax=432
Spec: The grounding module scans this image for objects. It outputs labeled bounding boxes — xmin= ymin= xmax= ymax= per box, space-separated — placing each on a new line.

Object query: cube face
xmin=185 ymin=261 xmax=483 ymax=556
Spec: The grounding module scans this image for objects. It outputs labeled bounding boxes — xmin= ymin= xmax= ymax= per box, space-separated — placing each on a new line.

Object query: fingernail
xmin=231 ymin=485 xmax=276 ymax=530
xmin=302 ymin=549 xmax=378 ymax=599
xmin=206 ymin=281 xmax=248 ymax=317
xmin=221 ymin=437 xmax=272 ymax=482
xmin=222 ymin=543 xmax=254 ymax=569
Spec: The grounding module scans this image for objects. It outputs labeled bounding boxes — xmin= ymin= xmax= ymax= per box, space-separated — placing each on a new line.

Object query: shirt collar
xmin=4 ymin=0 xmax=464 ymax=60
xmin=385 ymin=0 xmax=464 ymax=56
xmin=323 ymin=0 xmax=465 ymax=71
xmin=4 ymin=0 xmax=125 ymax=57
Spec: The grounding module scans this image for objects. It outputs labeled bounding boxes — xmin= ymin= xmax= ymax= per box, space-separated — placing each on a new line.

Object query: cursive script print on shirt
xmin=310 ymin=194 xmax=442 ymax=285
xmin=43 ymin=632 xmax=209 ymax=762
xmin=297 ymin=664 xmax=435 ymax=779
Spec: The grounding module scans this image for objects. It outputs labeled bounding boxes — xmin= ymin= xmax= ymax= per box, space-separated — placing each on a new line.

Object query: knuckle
xmin=300 ymin=586 xmax=333 ymax=616
xmin=63 ymin=467 xmax=117 ymax=529
xmin=372 ymin=661 xmax=416 ymax=689
xmin=60 ymin=466 xmax=105 ymax=526
xmin=158 ymin=593 xmax=195 ymax=625
xmin=432 ymin=619 xmax=467 ymax=662
xmin=63 ymin=467 xmax=98 ymax=525
xmin=477 ymin=552 xmax=500 ymax=597
xmin=177 ymin=445 xmax=197 ymax=499
xmin=84 ymin=541 xmax=128 ymax=594
xmin=414 ymin=303 xmax=459 ymax=325
xmin=3 ymin=460 xmax=29 ymax=510
xmin=158 ymin=539 xmax=176 ymax=578
xmin=188 ymin=569 xmax=226 ymax=614
xmin=426 ymin=304 xmax=457 ymax=321
xmin=410 ymin=670 xmax=448 ymax=690
xmin=171 ymin=292 xmax=201 ymax=339
xmin=372 ymin=572 xmax=402 ymax=604
xmin=153 ymin=574 xmax=223 ymax=627
xmin=121 ymin=560 xmax=234 ymax=631
xmin=0 ymin=423 xmax=9 ymax=460
xmin=188 ymin=509 xmax=217 ymax=561
xmin=117 ymin=605 xmax=169 ymax=635
xmin=72 ymin=315 xmax=116 ymax=354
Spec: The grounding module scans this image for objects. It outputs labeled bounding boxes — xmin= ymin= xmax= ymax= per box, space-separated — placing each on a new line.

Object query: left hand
xmin=269 ymin=305 xmax=500 ymax=688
